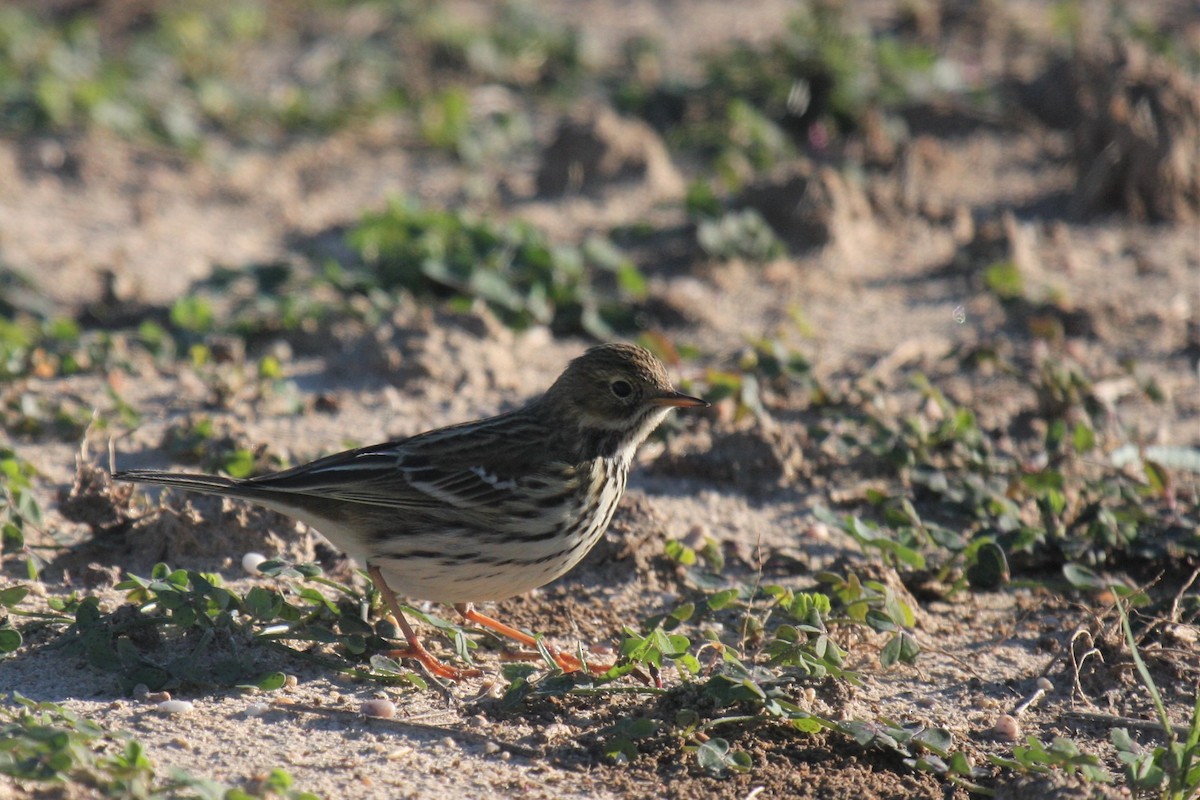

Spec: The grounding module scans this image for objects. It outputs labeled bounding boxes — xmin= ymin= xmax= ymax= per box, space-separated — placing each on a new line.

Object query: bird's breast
xmin=369 ymin=457 xmax=629 ymax=603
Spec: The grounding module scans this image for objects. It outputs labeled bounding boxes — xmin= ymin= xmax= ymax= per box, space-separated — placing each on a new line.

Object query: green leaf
xmin=254 ymin=672 xmax=287 ymax=692
xmin=706 ymin=589 xmax=739 ymax=610
xmin=791 ymin=716 xmax=824 ymax=733
xmin=170 ymin=296 xmax=215 ymax=333
xmin=912 ymin=727 xmax=953 ymax=756
xmin=664 ymin=539 xmax=697 ymax=566
xmin=880 ymin=634 xmax=901 ymax=668
xmin=1 ymin=522 xmax=23 ymax=549
xmin=695 ymin=738 xmax=750 ymax=775
xmin=670 ymin=603 xmax=695 ymax=623
xmin=984 ymin=260 xmax=1023 ymax=300
xmin=221 ymin=449 xmax=256 ymax=480
xmin=966 ymin=541 xmax=1009 ymax=590
xmin=0 ymin=585 xmax=29 ymax=607
xmin=243 ymin=587 xmax=280 ymax=620
xmin=1110 ymin=728 xmax=1136 ymax=754
xmin=0 ymin=627 xmax=21 ymax=653
xmin=1071 ymin=422 xmax=1095 ymax=453
xmin=1062 ymin=563 xmax=1104 ymax=590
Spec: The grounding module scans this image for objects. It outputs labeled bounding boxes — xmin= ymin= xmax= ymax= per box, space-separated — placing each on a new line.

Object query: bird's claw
xmin=385 ymin=646 xmax=482 ymax=681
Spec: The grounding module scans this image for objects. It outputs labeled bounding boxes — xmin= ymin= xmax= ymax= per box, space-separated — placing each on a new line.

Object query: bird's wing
xmin=242 ymin=411 xmax=572 ymax=512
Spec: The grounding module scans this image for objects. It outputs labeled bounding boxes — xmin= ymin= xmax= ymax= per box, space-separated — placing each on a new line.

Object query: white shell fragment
xmin=360 ymin=698 xmax=396 ymax=719
xmin=242 ymin=552 xmax=268 ymax=575
xmin=992 ymin=713 xmax=1019 ymax=741
xmin=157 ymin=699 xmax=194 ymax=715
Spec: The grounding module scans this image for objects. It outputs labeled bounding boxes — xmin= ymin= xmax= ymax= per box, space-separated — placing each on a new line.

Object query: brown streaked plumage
xmin=115 ymin=343 xmax=706 ymax=680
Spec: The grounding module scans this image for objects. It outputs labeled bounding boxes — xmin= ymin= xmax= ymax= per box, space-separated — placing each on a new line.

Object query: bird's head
xmin=540 ymin=343 xmax=706 ymax=459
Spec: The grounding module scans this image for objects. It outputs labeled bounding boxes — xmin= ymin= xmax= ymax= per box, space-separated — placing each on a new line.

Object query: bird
xmin=114 ymin=343 xmax=707 ymax=680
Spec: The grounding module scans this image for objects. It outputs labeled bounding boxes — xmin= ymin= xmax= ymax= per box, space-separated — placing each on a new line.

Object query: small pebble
xmin=681 ymin=524 xmax=708 ymax=550
xmin=360 ymin=698 xmax=396 ymax=719
xmin=808 ymin=521 xmax=833 ymax=542
xmin=157 ymin=700 xmax=194 ymax=715
xmin=146 ymin=691 xmax=172 ymax=704
xmin=242 ymin=552 xmax=268 ymax=575
xmin=1036 ymin=677 xmax=1053 ymax=692
xmin=284 ymin=674 xmax=298 ymax=689
xmin=484 ymin=742 xmax=501 ymax=755
xmin=245 ymin=703 xmax=271 ymax=717
xmin=992 ymin=713 xmax=1020 ymax=741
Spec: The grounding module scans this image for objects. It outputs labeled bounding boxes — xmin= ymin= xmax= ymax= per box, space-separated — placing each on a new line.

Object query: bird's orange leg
xmin=454 ymin=603 xmax=612 ymax=676
xmin=369 ymin=566 xmax=481 ymax=681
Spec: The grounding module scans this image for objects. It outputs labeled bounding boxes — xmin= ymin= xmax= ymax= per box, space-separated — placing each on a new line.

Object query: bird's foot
xmin=497 ymin=646 xmax=612 ymax=675
xmin=385 ymin=644 xmax=482 ymax=681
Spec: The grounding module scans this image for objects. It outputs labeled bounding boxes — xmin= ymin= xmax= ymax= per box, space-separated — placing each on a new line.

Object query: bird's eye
xmin=610 ymin=379 xmax=633 ymax=398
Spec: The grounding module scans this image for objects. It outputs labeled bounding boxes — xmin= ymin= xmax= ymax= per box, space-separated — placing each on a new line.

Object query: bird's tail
xmin=114 ymin=468 xmax=336 ymax=537
xmin=113 ymin=469 xmax=249 ymax=500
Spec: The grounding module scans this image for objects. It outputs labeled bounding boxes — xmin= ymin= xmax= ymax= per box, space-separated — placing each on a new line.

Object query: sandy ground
xmin=2 ymin=1 xmax=1199 ymax=798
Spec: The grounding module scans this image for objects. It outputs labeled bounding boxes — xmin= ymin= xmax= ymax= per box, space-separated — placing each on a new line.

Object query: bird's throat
xmin=579 ymin=407 xmax=670 ymax=463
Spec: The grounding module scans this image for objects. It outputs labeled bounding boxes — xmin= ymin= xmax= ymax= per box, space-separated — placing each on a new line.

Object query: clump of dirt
xmin=1072 ymin=42 xmax=1200 ymax=221
xmin=651 ymin=420 xmax=805 ymax=493
xmin=536 ymin=106 xmax=684 ymax=198
xmin=735 ymin=163 xmax=877 ymax=260
xmin=120 ymin=496 xmax=316 ymax=572
xmin=51 ymin=456 xmax=313 ymax=578
xmin=57 ymin=458 xmax=139 ymax=539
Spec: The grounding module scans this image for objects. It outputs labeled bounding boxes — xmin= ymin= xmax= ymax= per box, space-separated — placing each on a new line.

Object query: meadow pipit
xmin=115 ymin=343 xmax=706 ymax=679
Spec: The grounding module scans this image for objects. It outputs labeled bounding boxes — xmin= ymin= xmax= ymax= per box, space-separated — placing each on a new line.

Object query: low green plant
xmin=0 ymin=313 xmax=116 ymax=380
xmin=0 ymin=2 xmax=416 ymax=147
xmin=0 ymin=583 xmax=28 ymax=656
xmin=1110 ymin=602 xmax=1200 ymax=799
xmin=989 ymin=735 xmax=1112 ymax=784
xmin=0 ymin=693 xmax=318 ymax=799
xmin=503 ymin=535 xmax=932 ymax=777
xmin=0 ymin=448 xmax=43 ymax=579
xmin=695 ymin=209 xmax=785 ymax=264
xmin=618 ymin=2 xmax=942 ymax=182
xmin=50 ymin=561 xmax=434 ymax=693
xmin=417 ymin=87 xmax=533 ymax=166
xmin=348 ymin=200 xmax=647 ymax=337
xmin=158 ymin=414 xmax=279 ymax=478
xmin=421 ymin=2 xmax=587 ymax=90
xmin=662 ymin=337 xmax=823 ymax=421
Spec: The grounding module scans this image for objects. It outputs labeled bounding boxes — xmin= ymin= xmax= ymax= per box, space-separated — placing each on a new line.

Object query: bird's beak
xmin=650 ymin=390 xmax=709 ymax=408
